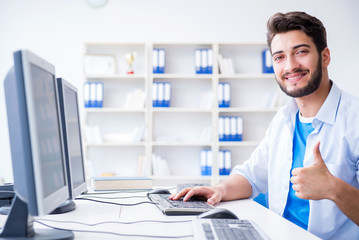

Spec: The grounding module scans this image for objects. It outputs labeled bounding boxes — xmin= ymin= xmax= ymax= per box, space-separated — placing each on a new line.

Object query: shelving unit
xmin=82 ymin=42 xmax=284 ymax=186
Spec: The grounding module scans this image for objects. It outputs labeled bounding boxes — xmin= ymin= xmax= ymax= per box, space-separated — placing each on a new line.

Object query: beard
xmin=276 ymin=56 xmax=322 ymax=98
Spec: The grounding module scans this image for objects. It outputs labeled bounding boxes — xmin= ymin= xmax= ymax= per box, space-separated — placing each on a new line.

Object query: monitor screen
xmin=57 ymin=78 xmax=87 ymax=198
xmin=31 ymin=64 xmax=66 ymax=198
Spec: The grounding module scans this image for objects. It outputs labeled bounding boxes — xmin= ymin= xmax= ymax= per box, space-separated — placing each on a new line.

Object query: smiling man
xmin=171 ymin=12 xmax=359 ymax=239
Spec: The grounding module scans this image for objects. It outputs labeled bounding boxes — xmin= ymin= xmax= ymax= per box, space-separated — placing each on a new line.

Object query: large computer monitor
xmin=1 ymin=49 xmax=74 ymax=239
xmin=51 ymin=78 xmax=87 ymax=214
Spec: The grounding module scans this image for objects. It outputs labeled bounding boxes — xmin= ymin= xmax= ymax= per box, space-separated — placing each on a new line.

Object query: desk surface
xmin=1 ymin=190 xmax=320 ymax=240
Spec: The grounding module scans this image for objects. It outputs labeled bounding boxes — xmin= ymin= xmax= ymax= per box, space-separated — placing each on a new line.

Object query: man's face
xmin=271 ymin=30 xmax=322 ymax=98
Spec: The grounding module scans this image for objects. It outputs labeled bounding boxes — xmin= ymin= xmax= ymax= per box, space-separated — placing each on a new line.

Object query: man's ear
xmin=321 ymin=47 xmax=331 ymax=68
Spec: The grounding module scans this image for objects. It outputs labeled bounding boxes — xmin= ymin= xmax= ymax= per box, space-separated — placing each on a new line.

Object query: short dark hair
xmin=267 ymin=11 xmax=327 ymax=54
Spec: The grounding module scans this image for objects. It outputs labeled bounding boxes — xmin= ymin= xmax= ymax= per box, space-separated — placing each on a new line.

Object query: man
xmin=170 ymin=12 xmax=359 ymax=239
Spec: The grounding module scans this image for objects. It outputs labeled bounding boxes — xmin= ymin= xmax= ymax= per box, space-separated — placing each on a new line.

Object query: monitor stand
xmin=50 ymin=200 xmax=76 ymax=214
xmin=0 ymin=195 xmax=74 ymax=240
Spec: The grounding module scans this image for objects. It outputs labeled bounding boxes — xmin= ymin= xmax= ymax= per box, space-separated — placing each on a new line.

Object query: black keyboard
xmin=148 ymin=193 xmax=214 ymax=216
xmin=193 ymin=219 xmax=267 ymax=240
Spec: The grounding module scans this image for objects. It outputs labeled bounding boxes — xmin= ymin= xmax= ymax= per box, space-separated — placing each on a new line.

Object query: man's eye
xmin=297 ymin=50 xmax=308 ymax=55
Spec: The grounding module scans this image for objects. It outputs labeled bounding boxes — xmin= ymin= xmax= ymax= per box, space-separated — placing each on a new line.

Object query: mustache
xmin=282 ymin=69 xmax=309 ymax=78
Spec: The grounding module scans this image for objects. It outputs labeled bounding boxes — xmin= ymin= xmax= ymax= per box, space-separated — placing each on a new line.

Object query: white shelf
xmin=152 ymin=142 xmax=212 ymax=147
xmin=152 ymin=107 xmax=212 ymax=113
xmin=85 ymin=74 xmax=146 ymax=79
xmin=82 ymin=42 xmax=281 ymax=185
xmin=219 ymin=141 xmax=259 ymax=147
xmin=219 ymin=73 xmax=274 ymax=79
xmin=85 ymin=108 xmax=146 ymax=113
xmin=153 ymin=74 xmax=213 ymax=79
xmin=218 ymin=107 xmax=279 ymax=113
xmin=86 ymin=142 xmax=146 ymax=147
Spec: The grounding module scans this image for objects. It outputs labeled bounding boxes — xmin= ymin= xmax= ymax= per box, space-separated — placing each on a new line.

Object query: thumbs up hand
xmin=291 ymin=142 xmax=334 ymax=200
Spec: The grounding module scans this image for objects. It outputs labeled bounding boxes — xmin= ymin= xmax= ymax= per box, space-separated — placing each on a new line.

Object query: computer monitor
xmin=51 ymin=78 xmax=88 ymax=214
xmin=2 ymin=49 xmax=74 ymax=239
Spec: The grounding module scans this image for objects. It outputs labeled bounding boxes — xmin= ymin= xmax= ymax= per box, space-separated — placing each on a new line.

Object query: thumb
xmin=312 ymin=141 xmax=325 ymax=166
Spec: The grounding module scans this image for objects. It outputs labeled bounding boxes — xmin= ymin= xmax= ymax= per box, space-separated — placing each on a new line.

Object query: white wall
xmin=1 ymin=0 xmax=358 ymax=182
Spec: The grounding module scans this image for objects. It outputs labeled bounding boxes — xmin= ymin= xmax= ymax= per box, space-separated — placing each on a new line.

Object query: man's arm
xmin=329 ymin=176 xmax=359 ymax=226
xmin=170 ymin=174 xmax=252 ymax=205
xmin=291 ymin=142 xmax=359 ymax=226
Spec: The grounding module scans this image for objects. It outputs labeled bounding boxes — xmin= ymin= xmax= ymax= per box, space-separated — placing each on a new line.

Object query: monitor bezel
xmin=19 ymin=49 xmax=70 ymax=216
xmin=56 ymin=77 xmax=88 ymax=199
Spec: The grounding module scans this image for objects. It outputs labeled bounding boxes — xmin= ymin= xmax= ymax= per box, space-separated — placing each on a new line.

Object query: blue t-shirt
xmin=283 ymin=112 xmax=314 ymax=230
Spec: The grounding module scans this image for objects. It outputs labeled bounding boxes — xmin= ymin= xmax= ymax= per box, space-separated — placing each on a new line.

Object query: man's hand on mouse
xmin=291 ymin=141 xmax=336 ymax=200
xmin=169 ymin=186 xmax=222 ymax=205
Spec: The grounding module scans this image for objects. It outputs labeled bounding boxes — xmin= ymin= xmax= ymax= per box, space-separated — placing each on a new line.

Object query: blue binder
xmin=262 ymin=48 xmax=274 ymax=73
xmin=153 ymin=48 xmax=166 ymax=74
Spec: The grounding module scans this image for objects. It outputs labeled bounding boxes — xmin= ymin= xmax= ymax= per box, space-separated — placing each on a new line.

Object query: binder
xmin=218 ymin=116 xmax=224 ymax=141
xmin=158 ymin=49 xmax=166 ymax=74
xmin=224 ymin=150 xmax=232 ymax=175
xmin=230 ymin=117 xmax=237 ymax=141
xmin=218 ymin=83 xmax=224 ymax=107
xmin=207 ymin=49 xmax=213 ymax=74
xmin=224 ymin=117 xmax=231 ymax=141
xmin=200 ymin=149 xmax=207 ymax=176
xmin=152 ymin=82 xmax=158 ymax=107
xmin=207 ymin=149 xmax=213 ymax=176
xmin=219 ymin=150 xmax=225 ymax=175
xmin=89 ymin=82 xmax=97 ymax=108
xmin=95 ymin=82 xmax=104 ymax=108
xmin=195 ymin=49 xmax=201 ymax=74
xmin=236 ymin=116 xmax=243 ymax=141
xmin=262 ymin=48 xmax=274 ymax=73
xmin=223 ymin=82 xmax=230 ymax=107
xmin=84 ymin=82 xmax=90 ymax=108
xmin=163 ymin=82 xmax=171 ymax=107
xmin=158 ymin=82 xmax=164 ymax=107
xmin=153 ymin=49 xmax=159 ymax=73
xmin=200 ymin=49 xmax=208 ymax=74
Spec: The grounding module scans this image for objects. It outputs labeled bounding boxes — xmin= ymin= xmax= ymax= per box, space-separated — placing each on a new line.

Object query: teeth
xmin=287 ymin=75 xmax=303 ymax=80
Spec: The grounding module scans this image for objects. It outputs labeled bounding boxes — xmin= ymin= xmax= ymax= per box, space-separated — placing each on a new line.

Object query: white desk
xmin=1 ymin=190 xmax=321 ymax=240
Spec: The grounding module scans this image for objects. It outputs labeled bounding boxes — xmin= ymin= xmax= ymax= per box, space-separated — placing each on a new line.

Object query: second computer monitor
xmin=57 ymin=78 xmax=87 ymax=201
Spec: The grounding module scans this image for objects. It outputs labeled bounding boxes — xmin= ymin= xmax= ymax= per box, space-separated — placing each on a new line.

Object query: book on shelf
xmin=218 ymin=54 xmax=235 ymax=75
xmin=91 ymin=176 xmax=153 ymax=191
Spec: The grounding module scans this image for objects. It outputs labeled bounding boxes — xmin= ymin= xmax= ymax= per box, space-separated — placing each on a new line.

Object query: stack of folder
xmin=218 ymin=116 xmax=243 ymax=141
xmin=153 ymin=48 xmax=166 ymax=74
xmin=194 ymin=48 xmax=213 ymax=74
xmin=152 ymin=82 xmax=171 ymax=107
xmin=84 ymin=81 xmax=104 ymax=108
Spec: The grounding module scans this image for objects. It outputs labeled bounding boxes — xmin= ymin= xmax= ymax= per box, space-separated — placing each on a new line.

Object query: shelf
xmin=152 ymin=107 xmax=212 ymax=113
xmin=152 ymin=142 xmax=212 ymax=147
xmin=153 ymin=74 xmax=213 ymax=79
xmin=219 ymin=141 xmax=259 ymax=147
xmin=85 ymin=108 xmax=146 ymax=113
xmin=218 ymin=73 xmax=274 ymax=79
xmin=82 ymin=42 xmax=281 ymax=185
xmin=85 ymin=74 xmax=146 ymax=80
xmin=86 ymin=142 xmax=146 ymax=147
xmin=218 ymin=107 xmax=279 ymax=113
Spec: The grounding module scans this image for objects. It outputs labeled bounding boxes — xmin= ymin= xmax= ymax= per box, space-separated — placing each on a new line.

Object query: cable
xmin=35 ymin=220 xmax=194 ymax=239
xmin=79 ymin=195 xmax=148 ymax=200
xmin=82 ymin=190 xmax=150 ymax=195
xmin=35 ymin=218 xmax=192 ymax=226
xmin=75 ymin=197 xmax=158 ymax=206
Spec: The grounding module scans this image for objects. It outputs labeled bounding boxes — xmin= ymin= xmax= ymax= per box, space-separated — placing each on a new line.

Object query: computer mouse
xmin=147 ymin=188 xmax=171 ymax=197
xmin=197 ymin=208 xmax=239 ymax=219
